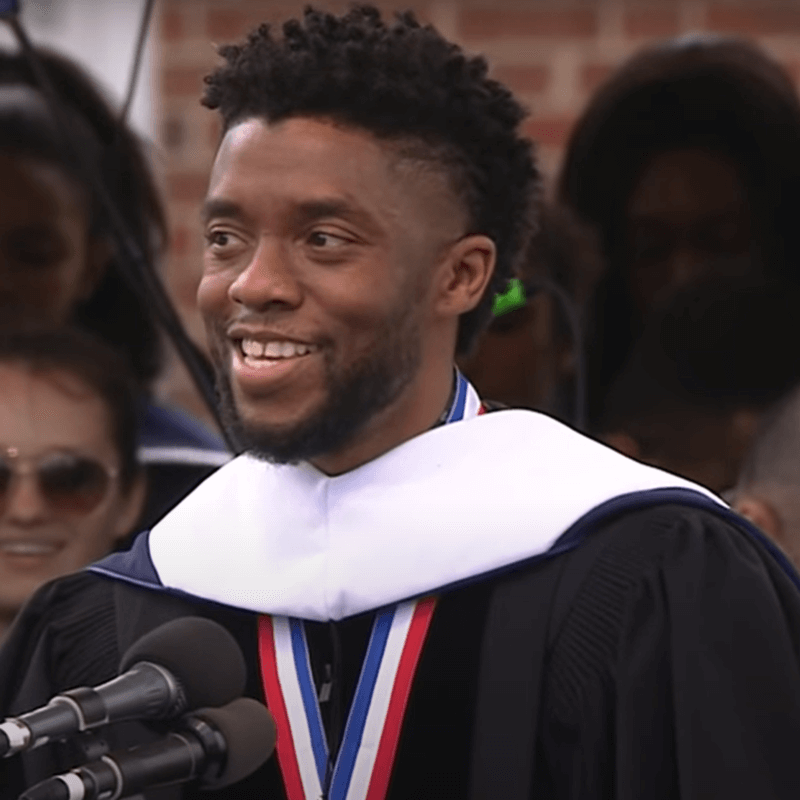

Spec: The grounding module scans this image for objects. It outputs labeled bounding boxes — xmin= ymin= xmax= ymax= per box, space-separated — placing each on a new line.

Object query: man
xmin=733 ymin=385 xmax=800 ymax=570
xmin=2 ymin=8 xmax=800 ymax=799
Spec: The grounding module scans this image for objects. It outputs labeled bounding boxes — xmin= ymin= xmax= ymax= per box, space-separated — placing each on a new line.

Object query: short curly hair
xmin=202 ymin=4 xmax=539 ymax=355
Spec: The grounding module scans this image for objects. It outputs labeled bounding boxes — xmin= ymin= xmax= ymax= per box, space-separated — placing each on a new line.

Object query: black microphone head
xmin=119 ymin=618 xmax=247 ymax=710
xmin=194 ymin=697 xmax=277 ymax=790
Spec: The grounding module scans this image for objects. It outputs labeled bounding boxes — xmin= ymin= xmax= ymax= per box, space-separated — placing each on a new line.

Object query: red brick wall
xmin=154 ymin=0 xmax=800 ymax=418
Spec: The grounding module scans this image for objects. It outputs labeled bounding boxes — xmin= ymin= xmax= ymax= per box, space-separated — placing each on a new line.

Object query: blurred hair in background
xmin=559 ymin=36 xmax=800 ymax=431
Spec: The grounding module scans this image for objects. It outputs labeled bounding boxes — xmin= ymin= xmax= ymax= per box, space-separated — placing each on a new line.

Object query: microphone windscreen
xmin=196 ymin=697 xmax=277 ymax=789
xmin=118 ymin=617 xmax=247 ymax=710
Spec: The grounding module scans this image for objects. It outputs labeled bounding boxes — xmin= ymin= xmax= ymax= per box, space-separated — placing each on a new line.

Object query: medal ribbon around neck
xmin=258 ymin=370 xmax=481 ymax=800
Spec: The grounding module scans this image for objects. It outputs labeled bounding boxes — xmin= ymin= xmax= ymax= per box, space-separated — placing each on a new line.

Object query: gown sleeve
xmin=0 ymin=573 xmax=121 ymax=800
xmin=537 ymin=504 xmax=800 ymax=800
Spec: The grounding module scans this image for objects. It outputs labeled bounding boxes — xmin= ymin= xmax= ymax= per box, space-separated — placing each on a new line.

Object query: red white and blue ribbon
xmin=447 ymin=368 xmax=482 ymax=423
xmin=259 ymin=598 xmax=436 ymax=800
xmin=258 ymin=369 xmax=477 ymax=799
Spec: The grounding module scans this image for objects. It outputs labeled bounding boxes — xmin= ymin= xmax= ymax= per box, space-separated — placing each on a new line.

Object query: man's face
xmin=197 ymin=117 xmax=467 ymax=471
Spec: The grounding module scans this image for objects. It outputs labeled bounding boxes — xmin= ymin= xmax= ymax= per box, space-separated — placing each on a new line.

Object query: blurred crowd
xmin=4 ymin=30 xmax=800 ymax=637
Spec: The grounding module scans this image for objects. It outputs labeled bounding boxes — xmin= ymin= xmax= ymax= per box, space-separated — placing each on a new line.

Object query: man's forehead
xmin=205 ymin=116 xmax=468 ymax=230
xmin=212 ymin=116 xmax=389 ymax=171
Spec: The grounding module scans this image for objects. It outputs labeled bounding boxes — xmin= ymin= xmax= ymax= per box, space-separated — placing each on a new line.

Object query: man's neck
xmin=309 ymin=364 xmax=457 ymax=476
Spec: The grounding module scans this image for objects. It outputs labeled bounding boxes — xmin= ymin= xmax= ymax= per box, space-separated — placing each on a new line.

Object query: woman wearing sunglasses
xmin=0 ymin=328 xmax=145 ymax=641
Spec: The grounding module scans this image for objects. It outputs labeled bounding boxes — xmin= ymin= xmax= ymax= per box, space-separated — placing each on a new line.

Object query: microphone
xmin=18 ymin=698 xmax=277 ymax=800
xmin=0 ymin=617 xmax=246 ymax=758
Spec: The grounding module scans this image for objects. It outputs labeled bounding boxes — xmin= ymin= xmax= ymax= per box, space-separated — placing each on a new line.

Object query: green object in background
xmin=492 ymin=278 xmax=527 ymax=317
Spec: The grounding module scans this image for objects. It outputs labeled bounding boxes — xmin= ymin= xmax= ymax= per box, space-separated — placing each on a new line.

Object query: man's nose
xmin=228 ymin=237 xmax=303 ymax=311
xmin=3 ymin=474 xmax=49 ymax=525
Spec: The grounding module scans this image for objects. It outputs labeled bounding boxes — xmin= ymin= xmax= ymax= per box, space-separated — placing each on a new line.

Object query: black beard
xmin=214 ymin=313 xmax=422 ymax=465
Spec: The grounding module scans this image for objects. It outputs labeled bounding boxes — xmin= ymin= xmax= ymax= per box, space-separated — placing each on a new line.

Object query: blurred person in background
xmin=0 ymin=49 xmax=229 ymax=525
xmin=559 ymin=36 xmax=800 ymax=430
xmin=732 ymin=384 xmax=800 ymax=570
xmin=0 ymin=328 xmax=145 ymax=641
xmin=600 ymin=283 xmax=800 ymax=494
xmin=459 ymin=202 xmax=601 ymax=425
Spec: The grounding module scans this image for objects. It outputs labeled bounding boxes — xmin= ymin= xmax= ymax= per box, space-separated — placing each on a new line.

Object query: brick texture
xmin=162 ymin=66 xmax=205 ymax=98
xmin=581 ymin=62 xmax=615 ymax=93
xmin=625 ymin=7 xmax=680 ymax=38
xmin=161 ymin=8 xmax=184 ymax=42
xmin=491 ymin=65 xmax=550 ymax=94
xmin=152 ymin=0 xmax=800 ymax=420
xmin=460 ymin=7 xmax=598 ymax=40
xmin=705 ymin=3 xmax=800 ymax=36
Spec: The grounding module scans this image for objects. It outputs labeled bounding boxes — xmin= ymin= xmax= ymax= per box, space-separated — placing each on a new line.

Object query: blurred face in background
xmin=0 ymin=154 xmax=105 ymax=328
xmin=625 ymin=147 xmax=754 ymax=314
xmin=0 ymin=362 xmax=143 ymax=628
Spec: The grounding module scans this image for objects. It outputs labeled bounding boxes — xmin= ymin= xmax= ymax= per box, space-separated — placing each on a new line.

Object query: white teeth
xmin=241 ymin=339 xmax=317 ymax=360
xmin=242 ymin=340 xmax=265 ymax=357
xmin=0 ymin=541 xmax=58 ymax=556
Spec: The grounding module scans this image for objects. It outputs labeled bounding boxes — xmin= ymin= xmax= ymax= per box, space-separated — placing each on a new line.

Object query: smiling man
xmin=198 ymin=114 xmax=490 ymax=473
xmin=2 ymin=7 xmax=800 ymax=800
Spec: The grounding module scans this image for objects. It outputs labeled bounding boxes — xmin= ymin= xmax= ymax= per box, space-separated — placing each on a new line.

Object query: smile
xmin=231 ymin=337 xmax=322 ymax=391
xmin=0 ymin=540 xmax=61 ymax=557
xmin=239 ymin=338 xmax=320 ymax=361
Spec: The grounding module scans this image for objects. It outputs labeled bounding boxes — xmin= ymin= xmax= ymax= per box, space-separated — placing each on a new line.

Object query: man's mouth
xmin=237 ymin=338 xmax=321 ymax=367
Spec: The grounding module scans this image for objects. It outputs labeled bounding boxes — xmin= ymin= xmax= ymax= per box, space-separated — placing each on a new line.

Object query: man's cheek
xmin=196 ymin=271 xmax=231 ymax=317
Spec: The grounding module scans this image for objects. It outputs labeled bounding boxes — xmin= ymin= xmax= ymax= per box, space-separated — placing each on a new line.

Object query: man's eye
xmin=206 ymin=231 xmax=236 ymax=249
xmin=307 ymin=231 xmax=350 ymax=248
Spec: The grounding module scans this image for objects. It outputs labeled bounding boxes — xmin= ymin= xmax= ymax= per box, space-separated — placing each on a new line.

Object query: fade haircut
xmin=202 ymin=4 xmax=539 ymax=355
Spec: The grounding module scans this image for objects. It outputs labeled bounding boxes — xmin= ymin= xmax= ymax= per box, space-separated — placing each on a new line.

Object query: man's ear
xmin=434 ymin=234 xmax=496 ymax=317
xmin=733 ymin=494 xmax=783 ymax=541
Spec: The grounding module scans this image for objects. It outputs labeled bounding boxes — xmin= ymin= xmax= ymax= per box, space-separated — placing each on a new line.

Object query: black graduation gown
xmin=2 ymin=502 xmax=800 ymax=799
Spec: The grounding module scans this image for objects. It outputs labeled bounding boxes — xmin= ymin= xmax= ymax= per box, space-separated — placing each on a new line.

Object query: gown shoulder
xmin=537 ymin=502 xmax=800 ymax=799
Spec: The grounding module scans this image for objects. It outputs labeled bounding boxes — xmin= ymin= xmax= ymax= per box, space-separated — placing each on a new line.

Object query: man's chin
xmin=230 ymin=420 xmax=311 ymax=464
xmin=228 ymin=415 xmax=364 ymax=465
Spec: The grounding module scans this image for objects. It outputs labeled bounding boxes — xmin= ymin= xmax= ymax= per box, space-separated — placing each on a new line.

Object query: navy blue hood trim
xmin=89 ymin=531 xmax=165 ymax=591
xmin=426 ymin=487 xmax=800 ymax=599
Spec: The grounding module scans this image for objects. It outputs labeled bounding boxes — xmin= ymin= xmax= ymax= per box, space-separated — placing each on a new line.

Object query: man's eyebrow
xmin=293 ymin=198 xmax=379 ymax=231
xmin=201 ymin=199 xmax=246 ymax=225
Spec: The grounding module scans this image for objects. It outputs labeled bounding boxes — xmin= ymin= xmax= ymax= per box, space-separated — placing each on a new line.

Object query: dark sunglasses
xmin=0 ymin=448 xmax=119 ymax=517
